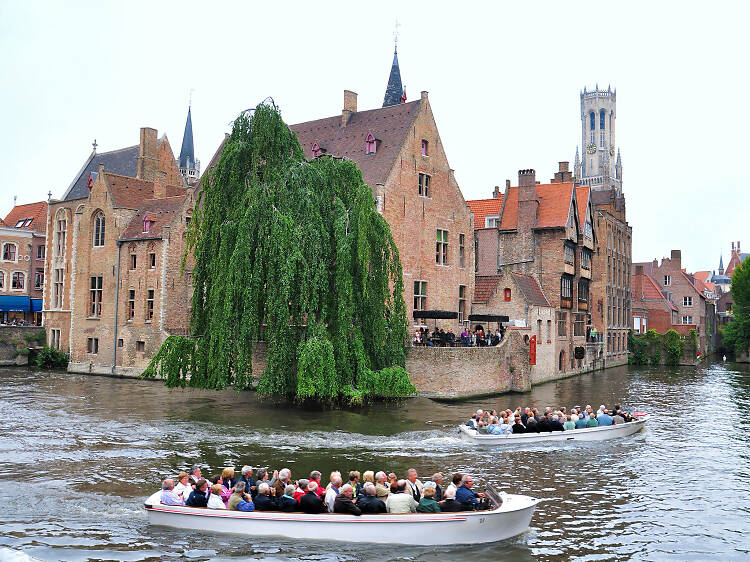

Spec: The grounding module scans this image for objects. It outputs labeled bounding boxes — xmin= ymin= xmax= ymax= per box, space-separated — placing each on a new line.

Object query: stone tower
xmin=178 ymin=106 xmax=200 ymax=185
xmin=575 ymin=85 xmax=621 ymax=193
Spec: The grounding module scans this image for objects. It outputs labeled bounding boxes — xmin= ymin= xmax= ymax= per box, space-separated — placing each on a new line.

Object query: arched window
xmin=11 ymin=271 xmax=25 ymax=290
xmin=365 ymin=132 xmax=376 ymax=155
xmin=2 ymin=243 xmax=17 ymax=261
xmin=143 ymin=218 xmax=152 ymax=233
xmin=589 ymin=111 xmax=595 ymax=131
xmin=0 ymin=270 xmax=4 ymax=290
xmin=54 ymin=210 xmax=67 ymax=257
xmin=599 ymin=109 xmax=605 ymax=129
xmin=559 ymin=351 xmax=565 ymax=371
xmin=311 ymin=141 xmax=321 ymax=159
xmin=93 ymin=212 xmax=105 ymax=247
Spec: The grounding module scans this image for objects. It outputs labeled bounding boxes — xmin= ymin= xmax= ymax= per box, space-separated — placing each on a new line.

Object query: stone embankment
xmin=0 ymin=326 xmax=45 ymax=366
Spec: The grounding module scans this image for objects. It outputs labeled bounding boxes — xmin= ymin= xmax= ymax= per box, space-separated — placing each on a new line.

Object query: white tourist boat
xmin=458 ymin=415 xmax=649 ymax=445
xmin=144 ymin=486 xmax=539 ymax=545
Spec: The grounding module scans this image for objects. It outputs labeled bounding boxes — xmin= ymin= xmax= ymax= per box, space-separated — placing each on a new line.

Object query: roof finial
xmin=92 ymin=139 xmax=98 ymax=152
xmin=47 ymin=190 xmax=52 ymax=202
xmin=189 ymin=88 xmax=195 ymax=107
xmin=394 ymin=18 xmax=400 ymax=52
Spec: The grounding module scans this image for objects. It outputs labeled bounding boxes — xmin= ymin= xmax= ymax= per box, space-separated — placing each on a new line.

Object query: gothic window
xmin=55 ymin=210 xmax=67 ymax=257
xmin=311 ymin=141 xmax=321 ymax=158
xmin=589 ymin=112 xmax=595 ymax=131
xmin=93 ymin=212 xmax=105 ymax=247
xmin=365 ymin=132 xmax=376 ymax=155
xmin=599 ymin=109 xmax=606 ymax=129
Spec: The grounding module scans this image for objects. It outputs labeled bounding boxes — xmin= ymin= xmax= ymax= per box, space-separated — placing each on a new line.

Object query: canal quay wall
xmin=0 ymin=326 xmax=45 ymax=366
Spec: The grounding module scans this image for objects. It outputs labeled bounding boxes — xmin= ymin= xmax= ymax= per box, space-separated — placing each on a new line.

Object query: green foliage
xmin=23 ymin=330 xmax=46 ymax=345
xmin=628 ymin=330 xmax=648 ymax=365
xmin=15 ymin=346 xmax=30 ymax=357
xmin=146 ymin=101 xmax=411 ymax=403
xmin=685 ymin=328 xmax=698 ymax=355
xmin=662 ymin=329 xmax=684 ymax=365
xmin=35 ymin=346 xmax=70 ymax=370
xmin=723 ymin=257 xmax=750 ymax=355
xmin=141 ymin=335 xmax=197 ymax=387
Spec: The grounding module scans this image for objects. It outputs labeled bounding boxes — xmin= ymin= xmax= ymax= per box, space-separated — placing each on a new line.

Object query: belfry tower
xmin=575 ymin=85 xmax=622 ymax=193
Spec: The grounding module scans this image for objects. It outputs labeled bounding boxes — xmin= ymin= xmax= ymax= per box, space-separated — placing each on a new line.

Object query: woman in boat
xmin=207 ymin=484 xmax=227 ymax=509
xmin=417 ymin=485 xmax=441 ymax=513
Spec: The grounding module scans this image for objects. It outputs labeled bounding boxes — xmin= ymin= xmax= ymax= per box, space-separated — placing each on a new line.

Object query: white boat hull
xmin=144 ymin=493 xmax=539 ymax=545
xmin=459 ymin=415 xmax=649 ymax=445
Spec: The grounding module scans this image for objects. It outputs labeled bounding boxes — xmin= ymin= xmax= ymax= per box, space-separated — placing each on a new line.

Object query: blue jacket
xmin=254 ymin=493 xmax=277 ymax=511
xmin=455 ymin=485 xmax=478 ymax=506
xmin=236 ymin=499 xmax=255 ymax=512
xmin=185 ymin=489 xmax=208 ymax=508
xmin=239 ymin=475 xmax=256 ymax=498
xmin=598 ymin=413 xmax=614 ymax=426
xmin=278 ymin=495 xmax=298 ymax=512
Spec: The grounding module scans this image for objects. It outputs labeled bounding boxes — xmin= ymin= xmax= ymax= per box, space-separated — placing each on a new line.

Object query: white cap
xmin=476 ymin=409 xmax=484 ymax=415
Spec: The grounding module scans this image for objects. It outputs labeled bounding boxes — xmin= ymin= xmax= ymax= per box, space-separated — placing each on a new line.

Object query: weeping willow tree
xmin=143 ymin=101 xmax=413 ymax=403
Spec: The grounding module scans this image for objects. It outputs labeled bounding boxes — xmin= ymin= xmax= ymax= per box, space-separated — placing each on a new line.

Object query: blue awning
xmin=0 ymin=295 xmax=31 ymax=312
xmin=30 ymin=299 xmax=42 ymax=312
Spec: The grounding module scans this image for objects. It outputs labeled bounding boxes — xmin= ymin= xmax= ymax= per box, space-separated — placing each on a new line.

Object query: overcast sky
xmin=1 ymin=1 xmax=747 ymax=272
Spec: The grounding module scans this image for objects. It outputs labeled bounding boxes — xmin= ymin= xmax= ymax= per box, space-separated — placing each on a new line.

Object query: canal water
xmin=0 ymin=362 xmax=748 ymax=561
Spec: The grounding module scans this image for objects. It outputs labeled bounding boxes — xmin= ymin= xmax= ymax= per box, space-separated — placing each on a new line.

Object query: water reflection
xmin=0 ymin=362 xmax=749 ymax=560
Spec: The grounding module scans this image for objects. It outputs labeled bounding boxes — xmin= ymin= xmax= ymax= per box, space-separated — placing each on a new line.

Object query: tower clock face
xmin=586 ymin=143 xmax=597 ymax=154
xmin=609 ymin=146 xmax=615 ymax=156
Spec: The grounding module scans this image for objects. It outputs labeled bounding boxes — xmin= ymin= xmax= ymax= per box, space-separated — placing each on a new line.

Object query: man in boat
xmin=278 ymin=484 xmax=298 ymax=512
xmin=238 ymin=466 xmax=256 ymax=498
xmin=188 ymin=465 xmax=204 ymax=486
xmin=357 ymin=482 xmax=387 ymax=513
xmin=273 ymin=468 xmax=292 ymax=497
xmin=405 ymin=469 xmax=423 ymax=501
xmin=325 ymin=475 xmax=343 ymax=512
xmin=374 ymin=471 xmax=390 ymax=502
xmin=185 ymin=479 xmax=209 ymax=508
xmin=455 ymin=475 xmax=486 ymax=510
xmin=386 ymin=480 xmax=418 ymax=513
xmin=512 ymin=414 xmax=526 ymax=433
xmin=333 ymin=484 xmax=362 ymax=515
xmin=254 ymin=482 xmax=278 ymax=511
xmin=299 ymin=481 xmax=326 ymax=514
xmin=431 ymin=473 xmax=444 ymax=501
xmin=597 ymin=409 xmax=614 ymax=426
xmin=160 ymin=479 xmax=185 ymax=506
xmin=549 ymin=414 xmax=565 ymax=432
xmin=612 ymin=409 xmax=626 ymax=424
xmin=227 ymin=482 xmax=254 ymax=511
xmin=438 ymin=488 xmax=463 ymax=512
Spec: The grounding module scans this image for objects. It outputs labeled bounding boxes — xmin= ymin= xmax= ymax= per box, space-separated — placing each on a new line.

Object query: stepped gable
xmin=512 ymin=272 xmax=551 ymax=307
xmin=63 ymin=145 xmax=139 ymax=201
xmin=119 ymin=196 xmax=186 ymax=240
xmin=290 ymin=100 xmax=421 ymax=189
xmin=467 ymin=197 xmax=503 ymax=229
xmin=3 ymin=201 xmax=48 ymax=233
xmin=473 ymin=275 xmax=501 ymax=303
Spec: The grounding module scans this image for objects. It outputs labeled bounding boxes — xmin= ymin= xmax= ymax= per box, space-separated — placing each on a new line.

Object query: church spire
xmin=178 ymin=105 xmax=200 ymax=183
xmin=719 ymin=254 xmax=724 ymax=275
xmin=383 ymin=46 xmax=404 ymax=107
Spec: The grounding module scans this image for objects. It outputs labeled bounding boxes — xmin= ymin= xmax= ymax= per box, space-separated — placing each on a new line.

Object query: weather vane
xmin=394 ymin=19 xmax=400 ymax=49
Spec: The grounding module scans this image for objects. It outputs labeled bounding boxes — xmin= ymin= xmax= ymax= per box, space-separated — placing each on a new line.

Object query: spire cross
xmin=92 ymin=139 xmax=97 ymax=152
xmin=393 ymin=19 xmax=400 ymax=50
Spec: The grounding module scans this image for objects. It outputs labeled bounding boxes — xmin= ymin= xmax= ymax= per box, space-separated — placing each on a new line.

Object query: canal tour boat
xmin=144 ymin=485 xmax=540 ymax=545
xmin=458 ymin=414 xmax=649 ymax=445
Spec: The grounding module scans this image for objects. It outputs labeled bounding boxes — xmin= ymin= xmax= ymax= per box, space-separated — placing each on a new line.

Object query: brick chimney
xmin=670 ymin=249 xmax=682 ymax=269
xmin=153 ymin=171 xmax=167 ymax=199
xmin=517 ymin=169 xmax=538 ymax=231
xmin=633 ymin=265 xmax=644 ymax=299
xmin=492 ymin=185 xmax=501 ymax=198
xmin=551 ymin=161 xmax=573 ymax=183
xmin=342 ymin=90 xmax=357 ymax=127
xmin=137 ymin=127 xmax=158 ymax=181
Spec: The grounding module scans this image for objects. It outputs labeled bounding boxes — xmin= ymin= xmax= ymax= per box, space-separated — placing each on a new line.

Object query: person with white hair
xmin=254 ymin=482 xmax=277 ymax=511
xmin=273 ymin=468 xmax=292 ymax=497
xmin=278 ymin=484 xmax=298 ymax=512
xmin=386 ymin=480 xmax=418 ymax=513
xmin=159 ymin=478 xmax=184 ymax=506
xmin=325 ymin=474 xmax=342 ymax=513
xmin=332 ymin=483 xmax=362 ymax=515
xmin=374 ymin=471 xmax=390 ymax=502
xmin=238 ymin=466 xmax=256 ymax=498
xmin=438 ymin=487 xmax=463 ymax=512
xmin=356 ymin=482 xmax=386 ymax=514
xmin=299 ymin=481 xmax=326 ymax=513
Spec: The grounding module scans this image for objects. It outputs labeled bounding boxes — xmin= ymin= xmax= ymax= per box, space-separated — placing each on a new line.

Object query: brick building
xmin=631 ymin=264 xmax=678 ymax=334
xmin=0 ymin=201 xmax=47 ymax=324
xmin=289 ymin=79 xmax=474 ymax=328
xmin=468 ymin=164 xmax=597 ymax=374
xmin=43 ymin=124 xmax=195 ymax=373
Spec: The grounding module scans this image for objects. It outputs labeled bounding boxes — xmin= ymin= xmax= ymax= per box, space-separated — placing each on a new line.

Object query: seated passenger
xmin=188 ymin=465 xmax=204 ymax=486
xmin=549 ymin=415 xmax=565 ymax=432
xmin=357 ymin=482 xmax=386 ymax=513
xmin=174 ymin=472 xmax=192 ymax=502
xmin=512 ymin=415 xmax=526 ymax=434
xmin=221 ymin=467 xmax=236 ymax=490
xmin=293 ymin=479 xmax=309 ymax=502
xmin=525 ymin=416 xmax=539 ymax=432
xmin=348 ymin=470 xmax=362 ymax=498
xmin=374 ymin=471 xmax=390 ymax=502
xmin=574 ymin=414 xmax=587 ymax=429
xmin=563 ymin=415 xmax=577 ymax=431
xmin=431 ymin=473 xmax=444 ymax=501
xmin=299 ymin=481 xmax=326 ymax=514
xmin=333 ymin=484 xmax=362 ymax=515
xmin=612 ymin=411 xmax=626 ymax=425
xmin=309 ymin=470 xmax=326 ymax=499
xmin=208 ymin=483 xmax=227 ymax=509
xmin=238 ymin=466 xmax=256 ymax=498
xmin=273 ymin=468 xmax=292 ymax=497
xmin=210 ymin=474 xmax=231 ymax=506
xmin=386 ymin=480 xmax=418 ymax=513
xmin=325 ymin=475 xmax=343 ymax=513
xmin=159 ymin=478 xmax=185 ymax=506
xmin=185 ymin=479 xmax=209 ymax=507
xmin=438 ymin=488 xmax=463 ymax=512
xmin=597 ymin=409 xmax=614 ymax=426
xmin=227 ymin=481 xmax=250 ymax=510
xmin=537 ymin=415 xmax=551 ymax=432
xmin=278 ymin=484 xmax=298 ymax=512
xmin=455 ymin=475 xmax=485 ymax=509
xmin=586 ymin=414 xmax=599 ymax=428
xmin=417 ymin=486 xmax=441 ymax=513
xmin=254 ymin=482 xmax=277 ymax=511
xmin=445 ymin=472 xmax=463 ymax=497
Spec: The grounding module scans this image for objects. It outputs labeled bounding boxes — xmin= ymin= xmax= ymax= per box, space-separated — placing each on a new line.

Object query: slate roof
xmin=512 ymin=272 xmax=551 ymax=307
xmin=467 ymin=197 xmax=503 ymax=229
xmin=3 ymin=201 xmax=48 ymax=234
xmin=179 ymin=106 xmax=196 ymax=169
xmin=63 ymin=145 xmax=140 ymax=201
xmin=290 ymin=100 xmax=422 ymax=189
xmin=383 ymin=48 xmax=404 ymax=107
xmin=119 ymin=196 xmax=186 ymax=240
xmin=473 ymin=275 xmax=501 ymax=303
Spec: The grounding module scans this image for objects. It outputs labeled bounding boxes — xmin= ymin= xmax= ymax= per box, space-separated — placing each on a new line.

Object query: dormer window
xmin=143 ymin=219 xmax=153 ymax=233
xmin=421 ymin=139 xmax=429 ymax=156
xmin=311 ymin=141 xmax=321 ymax=159
xmin=365 ymin=132 xmax=376 ymax=155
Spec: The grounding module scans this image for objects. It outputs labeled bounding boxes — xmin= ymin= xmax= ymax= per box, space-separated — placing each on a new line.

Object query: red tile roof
xmin=693 ymin=270 xmax=711 ymax=283
xmin=575 ymin=186 xmax=590 ymax=229
xmin=535 ymin=183 xmax=575 ymax=228
xmin=498 ymin=187 xmax=518 ymax=230
xmin=3 ymin=201 xmax=48 ymax=234
xmin=512 ymin=272 xmax=550 ymax=307
xmin=638 ymin=273 xmax=678 ymax=311
xmin=473 ymin=275 xmax=501 ymax=303
xmin=290 ymin=100 xmax=422 ymax=189
xmin=680 ymin=270 xmax=707 ymax=299
xmin=467 ymin=197 xmax=503 ymax=229
xmin=119 ymin=196 xmax=186 ymax=240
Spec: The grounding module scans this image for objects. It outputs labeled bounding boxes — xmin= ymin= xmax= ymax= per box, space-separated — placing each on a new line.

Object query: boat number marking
xmin=479 ymin=517 xmax=486 ymax=524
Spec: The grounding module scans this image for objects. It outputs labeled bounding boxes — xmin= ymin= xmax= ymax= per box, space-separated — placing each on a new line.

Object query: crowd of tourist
xmin=466 ymin=404 xmax=635 ymax=435
xmin=158 ymin=466 xmax=491 ymax=515
xmin=412 ymin=326 xmax=504 ymax=347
